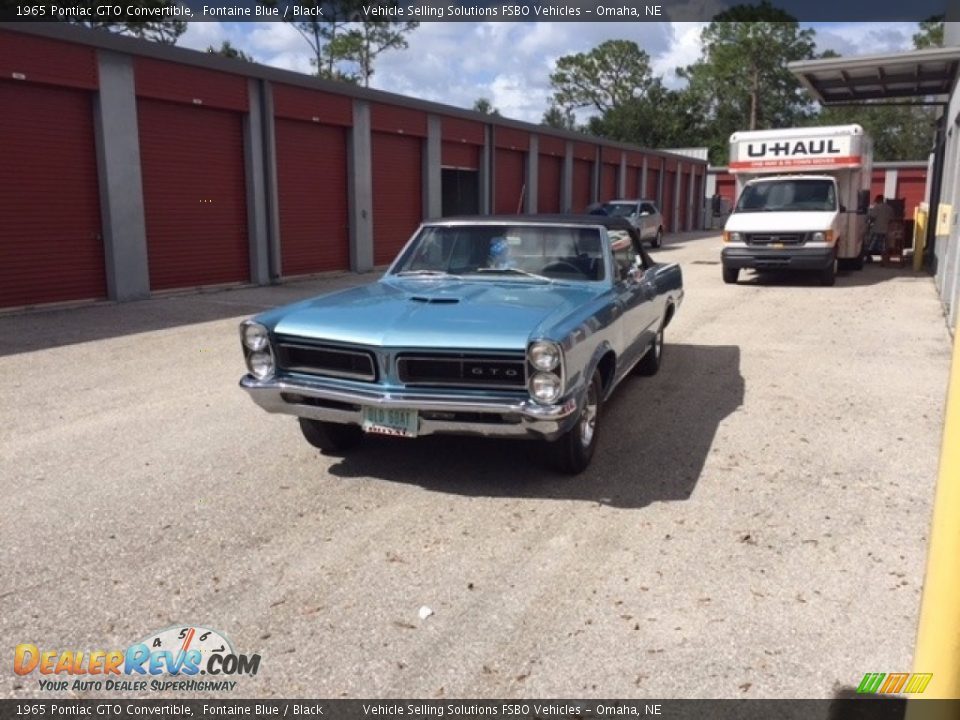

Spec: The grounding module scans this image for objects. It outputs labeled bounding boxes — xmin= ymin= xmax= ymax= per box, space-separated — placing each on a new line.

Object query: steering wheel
xmin=541 ymin=261 xmax=582 ymax=275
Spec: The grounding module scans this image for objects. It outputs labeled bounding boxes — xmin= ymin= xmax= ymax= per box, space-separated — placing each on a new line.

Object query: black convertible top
xmin=426 ymin=214 xmax=636 ymax=231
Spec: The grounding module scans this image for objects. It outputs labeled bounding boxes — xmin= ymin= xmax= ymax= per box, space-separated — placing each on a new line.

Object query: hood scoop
xmin=409 ymin=296 xmax=460 ymax=304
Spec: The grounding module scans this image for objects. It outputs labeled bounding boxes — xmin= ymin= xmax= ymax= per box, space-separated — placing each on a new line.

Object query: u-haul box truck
xmin=721 ymin=124 xmax=872 ymax=286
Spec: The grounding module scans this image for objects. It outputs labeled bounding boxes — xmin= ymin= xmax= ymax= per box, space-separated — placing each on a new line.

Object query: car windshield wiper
xmin=471 ymin=267 xmax=553 ymax=282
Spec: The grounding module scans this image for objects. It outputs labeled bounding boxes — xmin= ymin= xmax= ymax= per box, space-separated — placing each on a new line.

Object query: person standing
xmin=866 ymin=194 xmax=894 ymax=262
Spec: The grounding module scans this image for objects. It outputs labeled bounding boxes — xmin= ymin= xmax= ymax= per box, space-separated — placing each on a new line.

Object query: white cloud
xmin=178 ymin=20 xmax=922 ymax=125
xmin=812 ymin=22 xmax=915 ymax=57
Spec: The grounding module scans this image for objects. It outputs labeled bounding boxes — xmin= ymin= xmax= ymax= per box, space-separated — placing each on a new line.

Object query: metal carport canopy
xmin=788 ymin=46 xmax=960 ymax=104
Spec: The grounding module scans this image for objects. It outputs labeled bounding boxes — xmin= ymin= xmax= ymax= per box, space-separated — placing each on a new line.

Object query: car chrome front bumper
xmin=240 ymin=374 xmax=579 ymax=440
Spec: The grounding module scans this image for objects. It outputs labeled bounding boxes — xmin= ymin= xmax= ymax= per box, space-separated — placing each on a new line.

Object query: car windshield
xmin=735 ymin=179 xmax=837 ymax=212
xmin=392 ymin=225 xmax=606 ymax=282
xmin=602 ymin=203 xmax=636 ymax=218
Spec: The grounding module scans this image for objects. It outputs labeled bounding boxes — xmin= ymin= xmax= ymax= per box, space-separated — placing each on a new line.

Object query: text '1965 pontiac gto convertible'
xmin=239 ymin=215 xmax=683 ymax=473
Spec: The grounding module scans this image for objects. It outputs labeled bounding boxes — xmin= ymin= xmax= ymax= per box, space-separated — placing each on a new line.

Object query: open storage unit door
xmin=494 ymin=127 xmax=529 ymax=214
xmin=273 ymin=85 xmax=351 ymax=276
xmin=663 ymin=168 xmax=676 ymax=232
xmin=537 ymin=135 xmax=565 ymax=213
xmin=441 ymin=117 xmax=484 ymax=217
xmin=0 ymin=33 xmax=105 ymax=308
xmin=135 ymin=59 xmax=249 ymax=291
xmin=372 ymin=103 xmax=426 ymax=266
xmin=680 ymin=172 xmax=690 ymax=231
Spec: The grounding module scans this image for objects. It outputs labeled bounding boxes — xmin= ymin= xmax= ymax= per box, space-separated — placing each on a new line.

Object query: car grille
xmin=275 ymin=340 xmax=377 ymax=382
xmin=747 ymin=233 xmax=806 ymax=245
xmin=396 ymin=353 xmax=526 ymax=389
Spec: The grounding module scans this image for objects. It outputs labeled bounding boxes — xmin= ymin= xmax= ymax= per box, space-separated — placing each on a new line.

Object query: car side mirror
xmin=839 ymin=204 xmax=847 ymax=213
xmin=857 ymin=189 xmax=870 ymax=214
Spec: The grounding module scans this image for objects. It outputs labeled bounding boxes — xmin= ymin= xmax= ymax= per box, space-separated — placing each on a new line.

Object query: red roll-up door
xmin=372 ymin=132 xmax=422 ymax=266
xmin=897 ymin=170 xmax=926 ymax=219
xmin=663 ymin=171 xmax=676 ymax=232
xmin=138 ymin=99 xmax=248 ymax=290
xmin=442 ymin=142 xmax=479 ymax=169
xmin=538 ymin=154 xmax=562 ymax=213
xmin=647 ymin=168 xmax=660 ymax=204
xmin=871 ymin=169 xmax=886 ymax=202
xmin=572 ymin=159 xmax=592 ymax=212
xmin=600 ymin=163 xmax=618 ymax=202
xmin=495 ymin=148 xmax=525 ymax=214
xmin=275 ymin=119 xmax=349 ymax=276
xmin=716 ymin=173 xmax=735 ymax=205
xmin=0 ymin=81 xmax=105 ymax=308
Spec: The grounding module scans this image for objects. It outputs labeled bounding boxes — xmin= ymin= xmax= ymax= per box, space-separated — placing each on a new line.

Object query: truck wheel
xmin=545 ymin=371 xmax=602 ymax=475
xmin=820 ymin=257 xmax=837 ymax=286
xmin=651 ymin=228 xmax=663 ymax=248
xmin=635 ymin=327 xmax=664 ymax=376
xmin=722 ymin=267 xmax=739 ymax=284
xmin=298 ymin=418 xmax=363 ymax=455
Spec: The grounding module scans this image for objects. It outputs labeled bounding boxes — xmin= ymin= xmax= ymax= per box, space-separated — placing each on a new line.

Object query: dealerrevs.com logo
xmin=14 ymin=625 xmax=261 ymax=692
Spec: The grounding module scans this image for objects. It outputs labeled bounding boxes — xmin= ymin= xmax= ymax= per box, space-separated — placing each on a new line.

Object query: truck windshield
xmin=735 ymin=179 xmax=837 ymax=213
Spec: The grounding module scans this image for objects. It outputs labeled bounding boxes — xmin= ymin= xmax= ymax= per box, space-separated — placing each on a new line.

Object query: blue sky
xmin=179 ymin=21 xmax=919 ymax=123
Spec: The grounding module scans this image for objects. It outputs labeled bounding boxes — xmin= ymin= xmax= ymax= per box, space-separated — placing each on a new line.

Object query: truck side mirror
xmin=857 ymin=189 xmax=870 ymax=214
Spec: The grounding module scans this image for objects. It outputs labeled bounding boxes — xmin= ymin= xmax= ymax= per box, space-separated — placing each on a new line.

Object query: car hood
xmin=266 ymin=277 xmax=604 ymax=350
xmin=725 ymin=210 xmax=837 ymax=233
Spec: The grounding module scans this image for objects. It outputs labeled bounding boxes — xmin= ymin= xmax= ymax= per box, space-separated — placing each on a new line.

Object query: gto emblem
xmin=470 ymin=367 xmax=518 ymax=377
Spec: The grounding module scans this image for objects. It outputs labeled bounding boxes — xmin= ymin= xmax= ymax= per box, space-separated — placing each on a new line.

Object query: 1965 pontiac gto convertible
xmin=239 ymin=215 xmax=683 ymax=473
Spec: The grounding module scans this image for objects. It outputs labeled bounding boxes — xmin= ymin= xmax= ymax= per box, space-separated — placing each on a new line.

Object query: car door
xmin=609 ymin=229 xmax=656 ymax=374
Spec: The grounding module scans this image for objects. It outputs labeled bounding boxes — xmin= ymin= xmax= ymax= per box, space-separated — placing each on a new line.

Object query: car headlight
xmin=241 ymin=322 xmax=269 ymax=352
xmin=723 ymin=231 xmax=742 ymax=243
xmin=528 ymin=341 xmax=561 ymax=372
xmin=812 ymin=231 xmax=834 ymax=243
xmin=248 ymin=350 xmax=275 ymax=380
xmin=529 ymin=372 xmax=562 ymax=404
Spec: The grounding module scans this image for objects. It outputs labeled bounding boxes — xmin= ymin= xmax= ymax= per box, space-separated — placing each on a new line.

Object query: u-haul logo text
xmin=746 ymin=139 xmax=842 ymax=158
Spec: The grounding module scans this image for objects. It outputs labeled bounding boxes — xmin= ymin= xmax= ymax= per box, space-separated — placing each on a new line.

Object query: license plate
xmin=361 ymin=406 xmax=419 ymax=438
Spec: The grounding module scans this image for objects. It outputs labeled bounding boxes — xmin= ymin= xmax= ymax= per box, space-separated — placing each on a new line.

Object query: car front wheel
xmin=545 ymin=371 xmax=602 ymax=475
xmin=722 ymin=266 xmax=739 ymax=284
xmin=651 ymin=227 xmax=663 ymax=248
xmin=298 ymin=418 xmax=363 ymax=455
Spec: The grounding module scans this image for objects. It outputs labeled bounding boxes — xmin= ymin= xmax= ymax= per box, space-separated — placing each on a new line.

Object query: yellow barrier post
xmin=910 ymin=323 xmax=960 ymax=703
xmin=914 ymin=205 xmax=928 ymax=272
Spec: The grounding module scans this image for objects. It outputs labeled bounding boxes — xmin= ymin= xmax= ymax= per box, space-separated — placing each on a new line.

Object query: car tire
xmin=651 ymin=228 xmax=663 ymax=248
xmin=722 ymin=266 xmax=739 ymax=284
xmin=820 ymin=257 xmax=837 ymax=286
xmin=635 ymin=326 xmax=664 ymax=377
xmin=298 ymin=418 xmax=363 ymax=455
xmin=545 ymin=371 xmax=602 ymax=475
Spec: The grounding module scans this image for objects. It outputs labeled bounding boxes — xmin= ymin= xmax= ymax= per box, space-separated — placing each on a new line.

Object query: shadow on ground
xmin=0 ymin=274 xmax=370 ymax=357
xmin=327 ymin=343 xmax=743 ymax=509
xmin=733 ymin=264 xmax=923 ymax=289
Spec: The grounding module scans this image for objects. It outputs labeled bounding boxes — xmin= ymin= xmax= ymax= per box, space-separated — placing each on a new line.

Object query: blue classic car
xmin=239 ymin=215 xmax=683 ymax=473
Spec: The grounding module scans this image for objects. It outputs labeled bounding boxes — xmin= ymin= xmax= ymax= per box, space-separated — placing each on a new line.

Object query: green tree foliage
xmin=812 ymin=104 xmax=935 ymax=161
xmin=472 ymin=98 xmax=500 ymax=116
xmin=677 ymin=1 xmax=816 ymax=162
xmin=333 ymin=20 xmax=419 ymax=88
xmin=262 ymin=0 xmax=361 ymax=81
xmin=541 ymin=104 xmax=577 ymax=131
xmin=206 ymin=41 xmax=254 ymax=62
xmin=548 ymin=39 xmax=657 ymax=116
xmin=913 ymin=15 xmax=944 ymax=49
